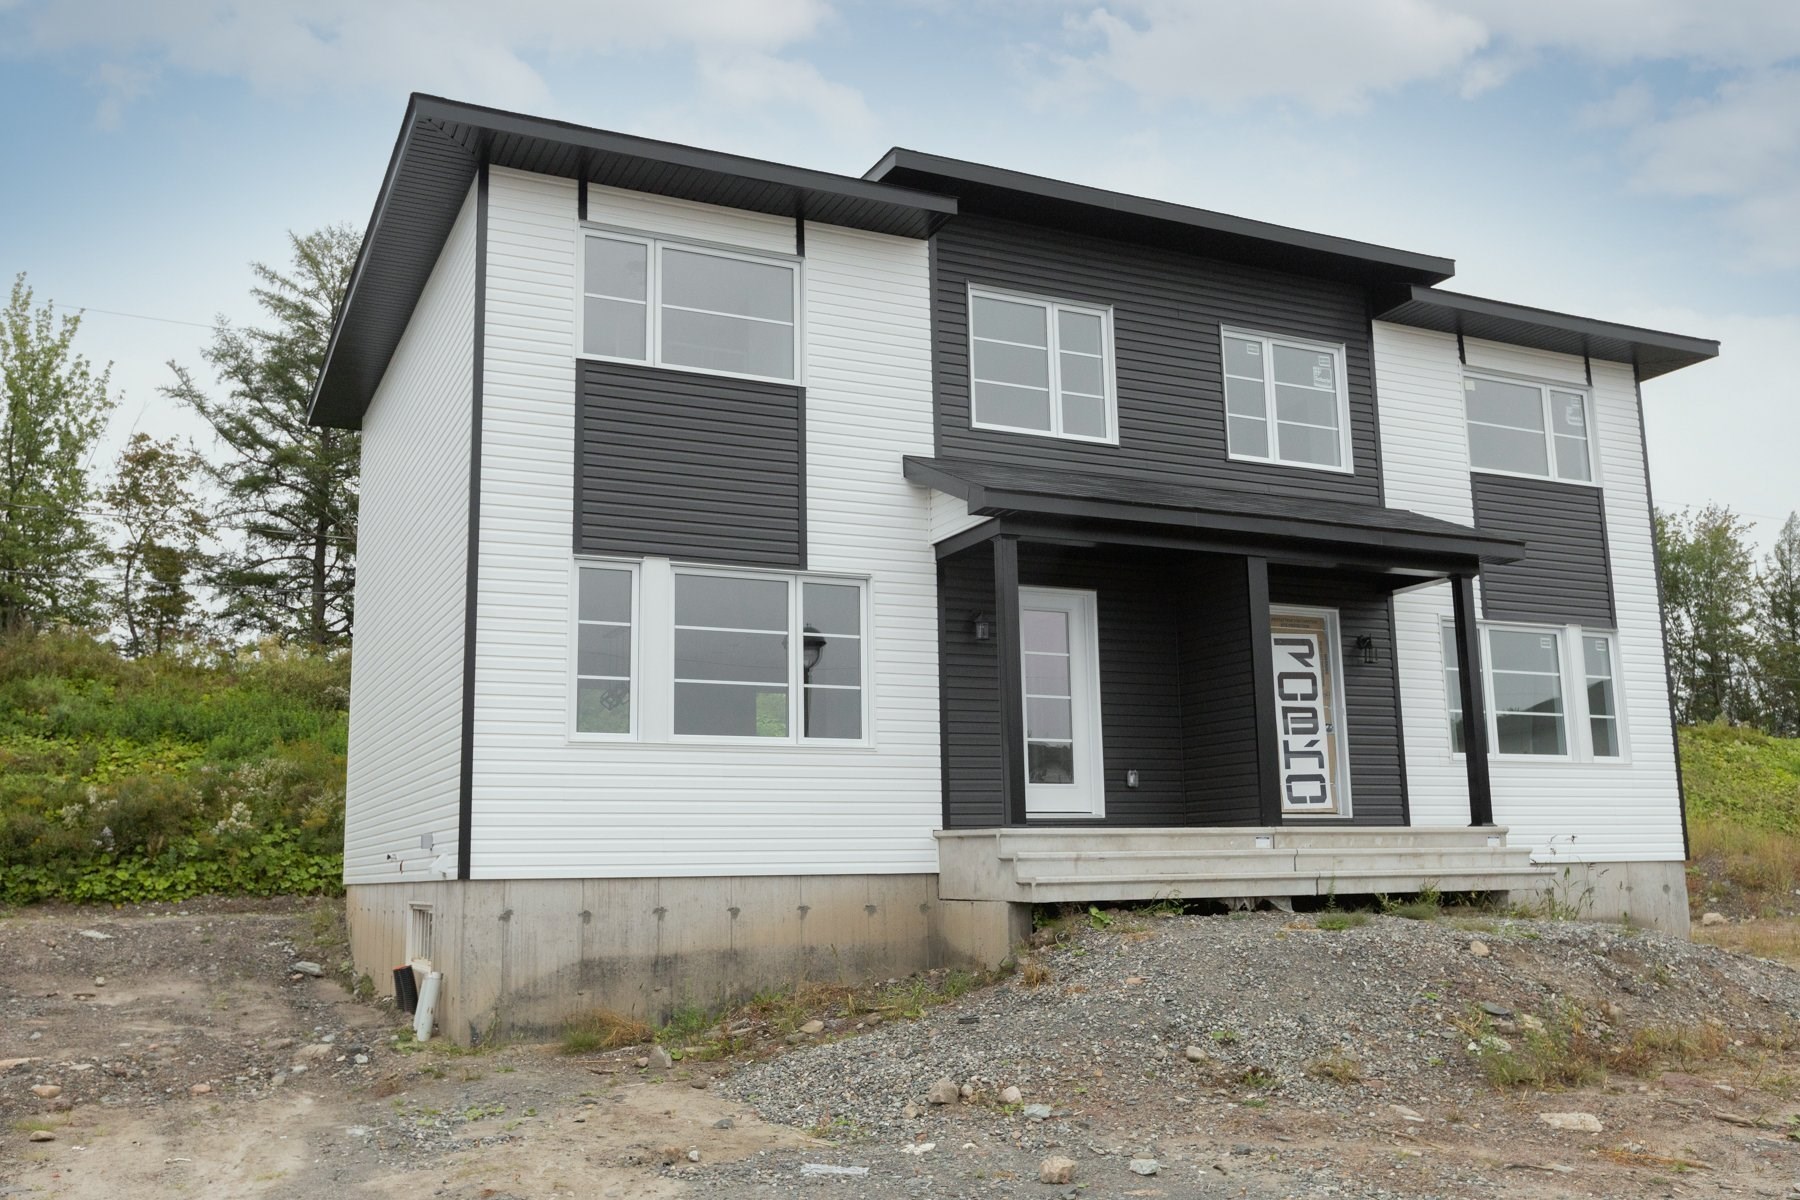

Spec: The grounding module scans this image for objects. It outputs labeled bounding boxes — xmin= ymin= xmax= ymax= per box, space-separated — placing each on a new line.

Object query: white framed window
xmin=1463 ymin=373 xmax=1594 ymax=483
xmin=1486 ymin=626 xmax=1567 ymax=756
xmin=1439 ymin=620 xmax=1625 ymax=761
xmin=1221 ymin=329 xmax=1352 ymax=472
xmin=967 ymin=286 xmax=1116 ymax=443
xmin=571 ymin=561 xmax=638 ymax=738
xmin=1582 ymin=634 xmax=1621 ymax=758
xmin=579 ymin=230 xmax=799 ymax=384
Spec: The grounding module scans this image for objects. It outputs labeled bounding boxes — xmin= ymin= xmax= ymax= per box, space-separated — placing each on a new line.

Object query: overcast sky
xmin=2 ymin=0 xmax=1795 ymax=542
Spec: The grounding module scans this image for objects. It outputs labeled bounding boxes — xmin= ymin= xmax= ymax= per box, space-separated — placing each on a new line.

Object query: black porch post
xmin=993 ymin=534 xmax=1027 ymax=826
xmin=1245 ymin=556 xmax=1283 ymax=826
xmin=1451 ymin=572 xmax=1495 ymax=826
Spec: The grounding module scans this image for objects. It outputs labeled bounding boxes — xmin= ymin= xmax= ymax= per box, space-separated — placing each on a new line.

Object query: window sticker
xmin=1312 ymin=355 xmax=1333 ymax=389
xmin=1245 ymin=343 xmax=1260 ymax=355
xmin=1563 ymin=398 xmax=1585 ymax=428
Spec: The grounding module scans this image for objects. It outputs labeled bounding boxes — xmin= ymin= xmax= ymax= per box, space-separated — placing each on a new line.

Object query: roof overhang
xmin=1378 ymin=286 xmax=1719 ymax=381
xmin=906 ymin=456 xmax=1523 ymax=577
xmin=309 ymin=95 xmax=957 ymax=430
xmin=865 ymin=148 xmax=1455 ymax=290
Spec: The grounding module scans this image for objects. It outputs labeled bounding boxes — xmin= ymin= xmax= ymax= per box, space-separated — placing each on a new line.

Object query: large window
xmin=581 ymin=231 xmax=798 ymax=383
xmin=1463 ymin=374 xmax=1592 ymax=482
xmin=671 ymin=570 xmax=864 ymax=741
xmin=1439 ymin=621 xmax=1623 ymax=760
xmin=1222 ymin=330 xmax=1351 ymax=471
xmin=968 ymin=287 xmax=1115 ymax=442
xmin=574 ymin=564 xmax=635 ymax=735
xmin=576 ymin=562 xmax=864 ymax=744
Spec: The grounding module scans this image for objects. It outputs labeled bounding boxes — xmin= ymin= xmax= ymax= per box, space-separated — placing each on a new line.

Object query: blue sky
xmin=2 ymin=0 xmax=1796 ymax=540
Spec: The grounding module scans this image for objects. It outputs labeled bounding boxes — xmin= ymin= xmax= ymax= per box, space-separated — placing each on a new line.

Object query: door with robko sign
xmin=1269 ymin=607 xmax=1351 ymax=817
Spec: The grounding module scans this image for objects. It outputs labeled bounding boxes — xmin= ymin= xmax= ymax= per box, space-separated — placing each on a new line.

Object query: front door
xmin=1020 ymin=587 xmax=1105 ymax=818
xmin=1269 ymin=606 xmax=1351 ymax=817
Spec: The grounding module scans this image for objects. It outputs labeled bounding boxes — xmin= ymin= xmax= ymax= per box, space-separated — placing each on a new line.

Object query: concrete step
xmin=946 ymin=825 xmax=1513 ymax=856
xmin=1006 ymin=846 xmax=1536 ymax=882
xmin=1016 ymin=864 xmax=1554 ymax=904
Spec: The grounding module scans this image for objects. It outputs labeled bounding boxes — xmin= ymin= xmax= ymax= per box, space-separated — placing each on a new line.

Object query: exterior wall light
xmin=1355 ymin=634 xmax=1378 ymax=665
xmin=972 ymin=612 xmax=994 ymax=642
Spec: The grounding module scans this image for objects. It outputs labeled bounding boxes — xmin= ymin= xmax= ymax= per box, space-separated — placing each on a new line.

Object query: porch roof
xmin=904 ymin=456 xmax=1525 ymax=570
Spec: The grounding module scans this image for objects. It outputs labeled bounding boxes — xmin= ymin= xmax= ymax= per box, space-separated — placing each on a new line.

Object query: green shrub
xmin=0 ymin=631 xmax=348 ymax=905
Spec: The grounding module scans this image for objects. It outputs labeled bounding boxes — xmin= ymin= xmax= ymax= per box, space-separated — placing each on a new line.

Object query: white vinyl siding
xmin=342 ymin=181 xmax=476 ymax=884
xmin=470 ymin=168 xmax=940 ymax=879
xmin=1382 ymin=327 xmax=1681 ymax=863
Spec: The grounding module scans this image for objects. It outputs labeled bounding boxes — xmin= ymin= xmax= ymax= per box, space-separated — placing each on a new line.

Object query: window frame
xmin=666 ymin=564 xmax=871 ymax=748
xmin=1462 ymin=370 xmax=1598 ymax=486
xmin=1220 ymin=327 xmax=1354 ymax=474
xmin=966 ymin=284 xmax=1118 ymax=445
xmin=576 ymin=225 xmax=804 ymax=387
xmin=1438 ymin=618 xmax=1628 ymax=764
xmin=567 ymin=558 xmax=641 ymax=742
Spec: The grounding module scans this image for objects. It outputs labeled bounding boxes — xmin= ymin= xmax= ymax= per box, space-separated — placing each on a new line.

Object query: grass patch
xmin=1316 ymin=910 xmax=1370 ymax=931
xmin=1693 ymin=917 xmax=1800 ymax=966
xmin=1307 ymin=1050 xmax=1364 ymax=1084
xmin=656 ymin=1003 xmax=715 ymax=1046
xmin=1018 ymin=957 xmax=1052 ymax=987
xmin=1465 ymin=1005 xmax=1606 ymax=1090
xmin=559 ymin=1009 xmax=653 ymax=1056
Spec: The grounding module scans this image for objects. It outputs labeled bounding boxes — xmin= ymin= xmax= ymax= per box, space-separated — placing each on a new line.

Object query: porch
xmin=937 ymin=824 xmax=1547 ymax=903
xmin=910 ymin=455 xmax=1547 ymax=900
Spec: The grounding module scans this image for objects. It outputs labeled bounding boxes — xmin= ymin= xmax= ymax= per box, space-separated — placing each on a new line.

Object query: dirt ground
xmin=3 ymin=899 xmax=1799 ymax=1199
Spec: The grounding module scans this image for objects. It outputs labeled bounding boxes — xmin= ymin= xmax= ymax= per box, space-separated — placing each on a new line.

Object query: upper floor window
xmin=1222 ymin=330 xmax=1351 ymax=472
xmin=968 ymin=287 xmax=1115 ymax=443
xmin=581 ymin=231 xmax=798 ymax=384
xmin=1463 ymin=374 xmax=1592 ymax=483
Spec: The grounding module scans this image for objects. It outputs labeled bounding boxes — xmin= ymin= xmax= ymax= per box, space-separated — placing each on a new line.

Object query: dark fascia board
xmin=903 ymin=456 xmax=1523 ymax=566
xmin=1379 ymin=286 xmax=1720 ymax=381
xmin=865 ymin=147 xmax=1456 ymax=289
xmin=308 ymin=95 xmax=957 ymax=430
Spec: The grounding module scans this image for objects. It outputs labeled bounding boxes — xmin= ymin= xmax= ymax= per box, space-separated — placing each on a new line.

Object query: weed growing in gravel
xmin=1238 ymin=1068 xmax=1279 ymax=1091
xmin=1307 ymin=1051 xmax=1364 ymax=1084
xmin=1210 ymin=1029 xmax=1240 ymax=1045
xmin=657 ymin=1003 xmax=715 ymax=1045
xmin=1316 ymin=911 xmax=1370 ymax=931
xmin=1018 ymin=958 xmax=1052 ymax=987
xmin=1381 ymin=885 xmax=1443 ymax=921
xmin=1087 ymin=905 xmax=1114 ymax=930
xmin=1462 ymin=1003 xmax=1605 ymax=1089
xmin=1611 ymin=1022 xmax=1730 ymax=1075
xmin=558 ymin=1009 xmax=653 ymax=1055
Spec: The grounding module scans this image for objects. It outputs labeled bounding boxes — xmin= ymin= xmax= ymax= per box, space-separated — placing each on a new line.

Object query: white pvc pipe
xmin=413 ymin=971 xmax=443 ymax=1042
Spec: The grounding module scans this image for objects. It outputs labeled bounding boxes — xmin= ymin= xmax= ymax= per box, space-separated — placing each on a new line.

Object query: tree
xmin=101 ymin=433 xmax=212 ymax=656
xmin=1754 ymin=512 xmax=1800 ymax=736
xmin=0 ymin=274 xmax=117 ymax=632
xmin=165 ymin=226 xmax=360 ymax=648
xmin=1656 ymin=505 xmax=1758 ymax=725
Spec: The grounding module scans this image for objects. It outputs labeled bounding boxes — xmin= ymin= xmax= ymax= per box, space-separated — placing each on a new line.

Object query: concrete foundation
xmin=1505 ymin=859 xmax=1691 ymax=936
xmin=347 ymin=875 xmax=1029 ymax=1044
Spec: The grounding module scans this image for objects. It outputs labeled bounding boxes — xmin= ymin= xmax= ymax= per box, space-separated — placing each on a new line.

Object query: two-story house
xmin=313 ymin=96 xmax=1717 ymax=1043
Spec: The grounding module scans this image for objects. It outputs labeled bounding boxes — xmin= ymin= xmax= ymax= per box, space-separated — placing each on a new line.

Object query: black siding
xmin=941 ymin=549 xmax=1003 ymax=827
xmin=1180 ymin=557 xmax=1262 ymax=825
xmin=1471 ymin=474 xmax=1615 ymax=628
xmin=1269 ymin=569 xmax=1407 ymax=827
xmin=575 ymin=360 xmax=804 ymax=568
xmin=932 ymin=215 xmax=1382 ymax=503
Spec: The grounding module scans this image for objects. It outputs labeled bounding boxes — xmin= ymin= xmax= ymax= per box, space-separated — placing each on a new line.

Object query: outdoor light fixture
xmin=972 ymin=612 xmax=994 ymax=642
xmin=802 ymin=625 xmax=827 ymax=674
xmin=1355 ymin=634 xmax=1378 ymax=665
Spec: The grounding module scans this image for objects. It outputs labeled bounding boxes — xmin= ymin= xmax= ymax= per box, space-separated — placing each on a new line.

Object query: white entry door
xmin=1020 ymin=587 xmax=1105 ymax=818
xmin=1269 ymin=606 xmax=1352 ymax=817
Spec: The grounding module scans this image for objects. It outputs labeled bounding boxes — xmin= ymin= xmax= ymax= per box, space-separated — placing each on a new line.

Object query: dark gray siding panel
xmin=1020 ymin=546 xmax=1187 ymax=825
xmin=941 ymin=550 xmax=1004 ymax=827
xmin=1269 ymin=569 xmax=1406 ymax=827
xmin=933 ymin=215 xmax=1382 ymax=504
xmin=1471 ymin=474 xmax=1614 ymax=628
xmin=575 ymin=360 xmax=804 ymax=568
xmin=1180 ymin=557 xmax=1262 ymax=825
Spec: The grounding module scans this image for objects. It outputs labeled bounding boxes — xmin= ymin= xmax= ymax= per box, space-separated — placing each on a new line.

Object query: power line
xmin=65 ymin=305 xmax=222 ymax=332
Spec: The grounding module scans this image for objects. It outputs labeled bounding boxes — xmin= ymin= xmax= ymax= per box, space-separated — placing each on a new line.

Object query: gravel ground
xmin=715 ymin=909 xmax=1800 ymax=1197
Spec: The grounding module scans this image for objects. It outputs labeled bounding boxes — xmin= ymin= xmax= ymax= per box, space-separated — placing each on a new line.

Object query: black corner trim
xmin=1386 ymin=595 xmax=1412 ymax=827
xmin=1245 ymin=557 xmax=1282 ymax=825
xmin=457 ymin=161 xmax=489 ymax=883
xmin=1637 ymin=380 xmax=1690 ymax=859
xmin=578 ymin=175 xmax=588 ymax=223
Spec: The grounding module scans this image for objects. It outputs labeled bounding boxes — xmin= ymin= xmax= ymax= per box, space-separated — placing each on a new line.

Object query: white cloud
xmin=695 ymin=50 xmax=876 ymax=140
xmin=5 ymin=0 xmax=856 ymax=128
xmin=1059 ymin=0 xmax=1488 ymax=114
xmin=1034 ymin=1 xmax=1800 ymax=267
